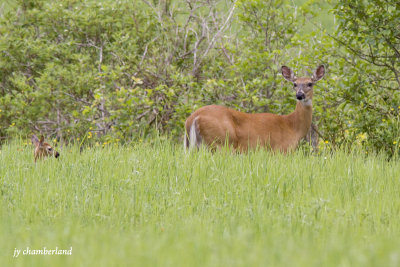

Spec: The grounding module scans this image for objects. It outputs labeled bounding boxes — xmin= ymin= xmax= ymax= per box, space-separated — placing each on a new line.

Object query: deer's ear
xmin=312 ymin=65 xmax=325 ymax=82
xmin=39 ymin=135 xmax=44 ymax=144
xmin=31 ymin=135 xmax=39 ymax=146
xmin=281 ymin=66 xmax=296 ymax=82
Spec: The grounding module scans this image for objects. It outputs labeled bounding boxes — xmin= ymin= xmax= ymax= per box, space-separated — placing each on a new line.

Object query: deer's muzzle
xmin=296 ymin=92 xmax=305 ymax=100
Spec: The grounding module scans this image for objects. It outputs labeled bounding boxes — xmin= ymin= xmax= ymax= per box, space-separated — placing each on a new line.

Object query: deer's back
xmin=185 ymin=105 xmax=295 ymax=151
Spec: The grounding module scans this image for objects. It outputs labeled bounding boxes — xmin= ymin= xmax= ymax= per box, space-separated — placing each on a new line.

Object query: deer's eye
xmin=294 ymin=83 xmax=297 ymax=87
xmin=308 ymin=83 xmax=313 ymax=87
xmin=48 ymin=147 xmax=52 ymax=151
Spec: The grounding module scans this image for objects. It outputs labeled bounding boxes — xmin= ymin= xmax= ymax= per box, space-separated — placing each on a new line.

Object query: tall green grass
xmin=1 ymin=140 xmax=400 ymax=266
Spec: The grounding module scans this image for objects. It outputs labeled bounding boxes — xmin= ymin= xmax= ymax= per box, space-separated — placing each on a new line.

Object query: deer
xmin=31 ymin=134 xmax=60 ymax=162
xmin=184 ymin=65 xmax=325 ymax=153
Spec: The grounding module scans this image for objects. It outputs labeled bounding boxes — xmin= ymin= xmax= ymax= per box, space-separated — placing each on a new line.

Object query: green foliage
xmin=0 ymin=0 xmax=157 ymax=140
xmin=330 ymin=0 xmax=400 ymax=154
xmin=0 ymin=0 xmax=309 ymax=142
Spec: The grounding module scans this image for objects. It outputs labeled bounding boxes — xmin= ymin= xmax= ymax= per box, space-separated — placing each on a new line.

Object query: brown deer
xmin=31 ymin=134 xmax=60 ymax=162
xmin=184 ymin=65 xmax=325 ymax=152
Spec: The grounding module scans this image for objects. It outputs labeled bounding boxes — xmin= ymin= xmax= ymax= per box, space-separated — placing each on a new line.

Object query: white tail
xmin=184 ymin=65 xmax=325 ymax=153
xmin=185 ymin=117 xmax=202 ymax=152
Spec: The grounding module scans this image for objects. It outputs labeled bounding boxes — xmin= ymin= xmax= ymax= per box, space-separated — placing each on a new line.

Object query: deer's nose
xmin=55 ymin=152 xmax=60 ymax=158
xmin=296 ymin=92 xmax=305 ymax=100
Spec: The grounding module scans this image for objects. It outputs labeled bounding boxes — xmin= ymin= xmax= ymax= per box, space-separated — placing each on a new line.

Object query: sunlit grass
xmin=1 ymin=140 xmax=400 ymax=266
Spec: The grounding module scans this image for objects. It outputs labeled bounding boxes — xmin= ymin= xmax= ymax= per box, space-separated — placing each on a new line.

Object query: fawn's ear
xmin=312 ymin=65 xmax=325 ymax=82
xmin=31 ymin=135 xmax=39 ymax=146
xmin=281 ymin=66 xmax=296 ymax=82
xmin=39 ymin=135 xmax=44 ymax=145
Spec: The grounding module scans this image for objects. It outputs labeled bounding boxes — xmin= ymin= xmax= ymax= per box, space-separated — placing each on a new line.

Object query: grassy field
xmin=1 ymin=140 xmax=400 ymax=266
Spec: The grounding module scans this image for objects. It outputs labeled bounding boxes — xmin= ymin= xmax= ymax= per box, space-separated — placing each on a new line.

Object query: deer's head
xmin=281 ymin=65 xmax=325 ymax=106
xmin=31 ymin=135 xmax=60 ymax=162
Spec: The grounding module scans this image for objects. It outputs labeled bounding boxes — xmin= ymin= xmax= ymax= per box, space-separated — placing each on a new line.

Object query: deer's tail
xmin=184 ymin=117 xmax=202 ymax=152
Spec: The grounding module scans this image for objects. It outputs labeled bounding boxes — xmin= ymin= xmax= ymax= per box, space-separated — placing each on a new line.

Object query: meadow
xmin=1 ymin=140 xmax=400 ymax=266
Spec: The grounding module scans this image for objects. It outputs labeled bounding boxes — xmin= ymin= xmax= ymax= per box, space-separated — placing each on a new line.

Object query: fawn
xmin=31 ymin=134 xmax=60 ymax=162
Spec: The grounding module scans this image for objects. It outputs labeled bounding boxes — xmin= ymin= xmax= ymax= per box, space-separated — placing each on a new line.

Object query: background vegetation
xmin=1 ymin=0 xmax=399 ymax=155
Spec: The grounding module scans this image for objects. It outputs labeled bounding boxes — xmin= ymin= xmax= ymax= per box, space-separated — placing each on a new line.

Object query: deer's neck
xmin=288 ymin=100 xmax=313 ymax=139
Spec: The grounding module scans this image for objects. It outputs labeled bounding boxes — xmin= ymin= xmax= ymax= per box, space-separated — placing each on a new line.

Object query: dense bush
xmin=0 ymin=0 xmax=308 ymax=141
xmin=331 ymin=0 xmax=400 ymax=155
xmin=0 ymin=0 xmax=399 ymax=155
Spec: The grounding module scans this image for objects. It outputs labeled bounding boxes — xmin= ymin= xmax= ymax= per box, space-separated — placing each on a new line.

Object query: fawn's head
xmin=281 ymin=65 xmax=325 ymax=106
xmin=31 ymin=134 xmax=60 ymax=162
